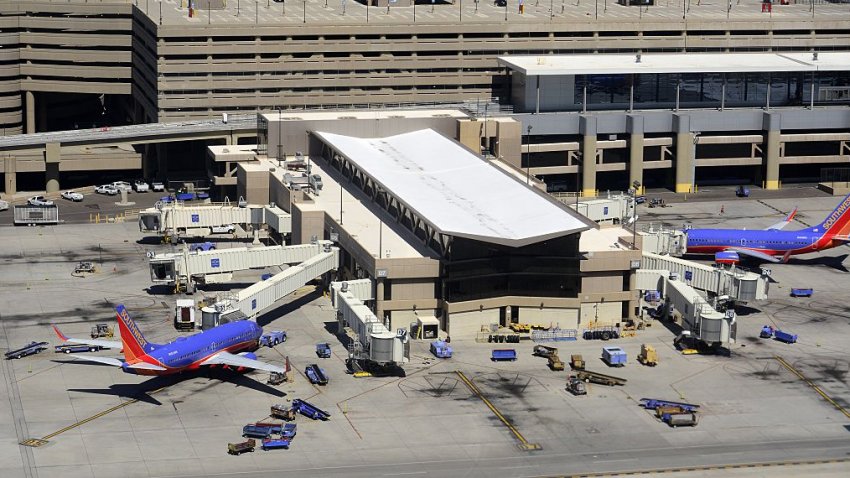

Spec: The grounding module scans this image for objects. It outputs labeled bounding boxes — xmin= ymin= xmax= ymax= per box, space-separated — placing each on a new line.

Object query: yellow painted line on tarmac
xmin=21 ymin=385 xmax=170 ymax=447
xmin=455 ymin=370 xmax=540 ymax=451
xmin=775 ymin=355 xmax=850 ymax=420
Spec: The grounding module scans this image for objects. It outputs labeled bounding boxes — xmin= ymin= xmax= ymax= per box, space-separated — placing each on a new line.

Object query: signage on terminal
xmin=211 ymin=258 xmax=220 ymax=268
xmin=192 ymin=214 xmax=199 ymax=223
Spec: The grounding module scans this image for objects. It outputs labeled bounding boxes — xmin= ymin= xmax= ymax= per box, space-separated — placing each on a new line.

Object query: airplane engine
xmin=715 ymin=251 xmax=740 ymax=265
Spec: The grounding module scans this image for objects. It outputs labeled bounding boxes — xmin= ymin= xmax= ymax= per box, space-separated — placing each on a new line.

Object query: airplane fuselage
xmin=686 ymin=228 xmax=837 ymax=257
xmin=126 ymin=320 xmax=263 ymax=375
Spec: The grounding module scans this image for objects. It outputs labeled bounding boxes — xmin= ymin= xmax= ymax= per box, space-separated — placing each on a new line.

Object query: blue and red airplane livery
xmin=53 ymin=304 xmax=284 ymax=375
xmin=685 ymin=193 xmax=850 ymax=263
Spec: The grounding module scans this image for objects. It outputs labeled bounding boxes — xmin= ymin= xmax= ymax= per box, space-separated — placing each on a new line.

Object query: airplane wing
xmin=765 ymin=207 xmax=798 ymax=230
xmin=68 ymin=355 xmax=166 ymax=371
xmin=200 ymin=351 xmax=285 ymax=374
xmin=52 ymin=325 xmax=122 ymax=350
xmin=726 ymin=247 xmax=781 ymax=263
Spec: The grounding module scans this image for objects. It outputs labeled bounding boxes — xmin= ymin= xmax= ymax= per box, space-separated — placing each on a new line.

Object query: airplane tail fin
xmin=114 ymin=304 xmax=156 ymax=362
xmin=815 ymin=193 xmax=850 ymax=236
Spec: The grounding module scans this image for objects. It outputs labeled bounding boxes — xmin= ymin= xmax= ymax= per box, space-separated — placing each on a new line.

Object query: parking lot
xmin=0 ymin=191 xmax=849 ymax=478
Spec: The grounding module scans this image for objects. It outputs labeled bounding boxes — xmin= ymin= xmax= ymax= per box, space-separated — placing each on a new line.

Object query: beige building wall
xmin=516 ymin=307 xmax=580 ymax=330
xmin=236 ymin=165 xmax=270 ymax=205
xmin=447 ymin=309 xmax=501 ymax=337
xmin=579 ymin=302 xmax=622 ymax=326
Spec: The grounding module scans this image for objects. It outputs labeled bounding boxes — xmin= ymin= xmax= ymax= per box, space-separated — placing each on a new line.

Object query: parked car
xmin=27 ymin=196 xmax=54 ymax=206
xmin=111 ymin=181 xmax=132 ymax=192
xmin=133 ymin=180 xmax=150 ymax=192
xmin=151 ymin=181 xmax=165 ymax=192
xmin=211 ymin=224 xmax=236 ymax=234
xmin=95 ymin=184 xmax=119 ymax=195
xmin=736 ymin=185 xmax=750 ymax=197
xmin=0 ymin=199 xmax=10 ymax=211
xmin=634 ymin=195 xmax=646 ymax=204
xmin=61 ymin=190 xmax=84 ymax=202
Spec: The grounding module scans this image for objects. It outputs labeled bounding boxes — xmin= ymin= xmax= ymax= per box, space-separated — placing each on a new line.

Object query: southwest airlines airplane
xmin=685 ymin=193 xmax=850 ymax=263
xmin=52 ymin=304 xmax=284 ymax=375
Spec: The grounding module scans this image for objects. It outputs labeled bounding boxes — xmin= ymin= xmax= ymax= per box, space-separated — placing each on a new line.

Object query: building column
xmin=4 ymin=156 xmax=16 ymax=196
xmin=580 ymin=116 xmax=597 ymax=197
xmin=627 ymin=115 xmax=644 ymax=193
xmin=45 ymin=142 xmax=60 ymax=193
xmin=25 ymin=91 xmax=35 ymax=134
xmin=673 ymin=114 xmax=694 ymax=193
xmin=763 ymin=112 xmax=781 ymax=190
xmin=375 ymin=277 xmax=385 ymax=328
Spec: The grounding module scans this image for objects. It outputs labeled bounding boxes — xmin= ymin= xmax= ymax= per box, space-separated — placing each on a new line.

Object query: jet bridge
xmin=641 ymin=251 xmax=768 ymax=303
xmin=330 ymin=279 xmax=409 ymax=367
xmin=149 ymin=242 xmax=332 ymax=293
xmin=639 ymin=269 xmax=736 ymax=348
xmin=200 ymin=241 xmax=339 ymax=328
xmin=139 ymin=200 xmax=291 ymax=240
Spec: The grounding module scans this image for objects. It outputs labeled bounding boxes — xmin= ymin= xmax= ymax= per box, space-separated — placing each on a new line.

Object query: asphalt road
xmin=0 ymin=190 xmax=164 ymax=227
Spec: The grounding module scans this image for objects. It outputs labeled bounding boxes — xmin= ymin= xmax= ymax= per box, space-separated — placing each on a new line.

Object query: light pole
xmin=525 ymin=125 xmax=533 ymax=185
xmin=692 ymin=132 xmax=700 ymax=194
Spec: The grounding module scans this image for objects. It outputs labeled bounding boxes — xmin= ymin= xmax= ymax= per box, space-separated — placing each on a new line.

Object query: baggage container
xmin=602 ymin=346 xmax=627 ymax=367
xmin=662 ymin=412 xmax=699 ymax=427
xmin=270 ymin=404 xmax=296 ymax=421
xmin=14 ymin=205 xmax=58 ymax=226
xmin=491 ymin=349 xmax=517 ymax=361
xmin=227 ymin=438 xmax=256 ymax=455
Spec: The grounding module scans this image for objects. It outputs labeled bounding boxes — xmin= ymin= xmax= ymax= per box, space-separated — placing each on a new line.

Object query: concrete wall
xmin=447 ymin=309 xmax=500 ymax=337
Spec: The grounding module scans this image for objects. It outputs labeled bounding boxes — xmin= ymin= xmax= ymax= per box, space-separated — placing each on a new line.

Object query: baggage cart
xmin=291 ymin=398 xmax=331 ymax=420
xmin=662 ymin=412 xmax=699 ymax=427
xmin=270 ymin=404 xmax=296 ymax=421
xmin=790 ymin=288 xmax=813 ymax=297
xmin=227 ymin=438 xmax=256 ymax=455
xmin=5 ymin=341 xmax=49 ymax=359
xmin=491 ymin=349 xmax=517 ymax=361
xmin=261 ymin=438 xmax=291 ymax=450
xmin=774 ymin=329 xmax=798 ymax=344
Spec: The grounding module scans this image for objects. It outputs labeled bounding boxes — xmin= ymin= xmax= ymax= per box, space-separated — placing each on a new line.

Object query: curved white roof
xmin=313 ymin=129 xmax=592 ymax=247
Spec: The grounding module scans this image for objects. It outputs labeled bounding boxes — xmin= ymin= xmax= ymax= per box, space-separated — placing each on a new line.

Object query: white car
xmin=27 ymin=195 xmax=54 ymax=206
xmin=133 ymin=180 xmax=149 ymax=192
xmin=95 ymin=184 xmax=119 ymax=195
xmin=210 ymin=224 xmax=236 ymax=234
xmin=0 ymin=200 xmax=9 ymax=211
xmin=110 ymin=181 xmax=132 ymax=192
xmin=151 ymin=181 xmax=165 ymax=192
xmin=61 ymin=190 xmax=84 ymax=202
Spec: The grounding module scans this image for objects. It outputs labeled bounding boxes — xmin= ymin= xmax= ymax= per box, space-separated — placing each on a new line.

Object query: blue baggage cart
xmin=790 ymin=288 xmax=813 ymax=297
xmin=773 ymin=329 xmax=798 ymax=344
xmin=261 ymin=438 xmax=291 ymax=450
xmin=292 ymin=399 xmax=331 ymax=420
xmin=491 ymin=349 xmax=517 ymax=361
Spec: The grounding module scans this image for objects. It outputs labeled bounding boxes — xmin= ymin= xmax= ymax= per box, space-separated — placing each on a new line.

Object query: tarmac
xmin=0 ymin=186 xmax=849 ymax=478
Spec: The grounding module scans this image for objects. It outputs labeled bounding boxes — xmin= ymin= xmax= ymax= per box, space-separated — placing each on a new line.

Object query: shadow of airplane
xmin=61 ymin=363 xmax=286 ymax=405
xmin=787 ymin=254 xmax=849 ymax=273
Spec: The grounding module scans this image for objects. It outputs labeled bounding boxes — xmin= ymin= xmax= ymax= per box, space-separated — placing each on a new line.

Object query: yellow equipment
xmin=638 ymin=344 xmax=658 ymax=366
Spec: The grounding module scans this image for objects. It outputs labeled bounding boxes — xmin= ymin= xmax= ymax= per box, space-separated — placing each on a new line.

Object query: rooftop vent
xmin=813 ymin=52 xmax=819 ymax=61
xmin=635 ymin=53 xmax=642 ymax=63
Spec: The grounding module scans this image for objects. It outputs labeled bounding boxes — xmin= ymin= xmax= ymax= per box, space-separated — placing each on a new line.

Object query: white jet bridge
xmin=150 ymin=242 xmax=333 ymax=293
xmin=638 ymin=269 xmax=736 ymax=348
xmin=200 ymin=241 xmax=339 ymax=329
xmin=330 ymin=279 xmax=409 ymax=367
xmin=641 ymin=251 xmax=769 ymax=303
xmin=139 ymin=199 xmax=291 ymax=241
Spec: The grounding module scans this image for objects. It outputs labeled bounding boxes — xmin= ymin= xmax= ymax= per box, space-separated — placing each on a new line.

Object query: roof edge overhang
xmin=447 ymin=227 xmax=591 ymax=248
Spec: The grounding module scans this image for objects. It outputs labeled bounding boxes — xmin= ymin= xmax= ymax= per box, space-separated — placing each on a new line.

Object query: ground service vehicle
xmin=774 ymin=329 xmax=798 ymax=344
xmin=430 ymin=340 xmax=452 ymax=358
xmin=602 ymin=346 xmax=627 ymax=367
xmin=736 ymin=185 xmax=750 ymax=197
xmin=566 ymin=376 xmax=587 ymax=395
xmin=548 ymin=353 xmax=565 ymax=371
xmin=0 ymin=199 xmax=8 ymax=211
xmin=576 ymin=370 xmax=627 ymax=386
xmin=55 ymin=344 xmax=101 ymax=353
xmin=491 ymin=349 xmax=517 ymax=361
xmin=211 ymin=224 xmax=236 ymax=234
xmin=61 ymin=191 xmax=84 ymax=202
xmin=90 ymin=323 xmax=113 ymax=338
xmin=570 ymin=354 xmax=585 ymax=370
xmin=662 ymin=412 xmax=699 ymax=427
xmin=111 ymin=181 xmax=132 ymax=192
xmin=95 ymin=185 xmax=118 ymax=195
xmin=227 ymin=439 xmax=255 ymax=455
xmin=790 ymin=288 xmax=813 ymax=297
xmin=133 ymin=180 xmax=149 ymax=192
xmin=533 ymin=345 xmax=558 ymax=358
xmin=305 ymin=364 xmax=328 ymax=385
xmin=638 ymin=344 xmax=658 ymax=366
xmin=242 ymin=425 xmax=274 ymax=439
xmin=261 ymin=438 xmax=291 ymax=450
xmin=639 ymin=398 xmax=700 ymax=413
xmin=5 ymin=341 xmax=49 ymax=359
xmin=260 ymin=331 xmax=287 ymax=347
xmin=27 ymin=195 xmax=54 ymax=206
xmin=271 ymin=404 xmax=296 ymax=421
xmin=316 ymin=342 xmax=332 ymax=358
xmin=292 ymin=399 xmax=330 ymax=420
xmin=151 ymin=181 xmax=165 ymax=192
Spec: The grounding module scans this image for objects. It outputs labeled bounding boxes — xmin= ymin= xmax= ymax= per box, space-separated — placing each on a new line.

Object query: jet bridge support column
xmin=674 ymin=114 xmax=694 ymax=193
xmin=764 ymin=113 xmax=781 ymax=190
xmin=580 ymin=116 xmax=597 ymax=197
xmin=628 ymin=115 xmax=644 ymax=193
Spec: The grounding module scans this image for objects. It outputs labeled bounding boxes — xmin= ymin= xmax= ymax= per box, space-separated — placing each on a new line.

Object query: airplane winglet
xmin=785 ymin=207 xmax=798 ymax=223
xmin=52 ymin=324 xmax=69 ymax=342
